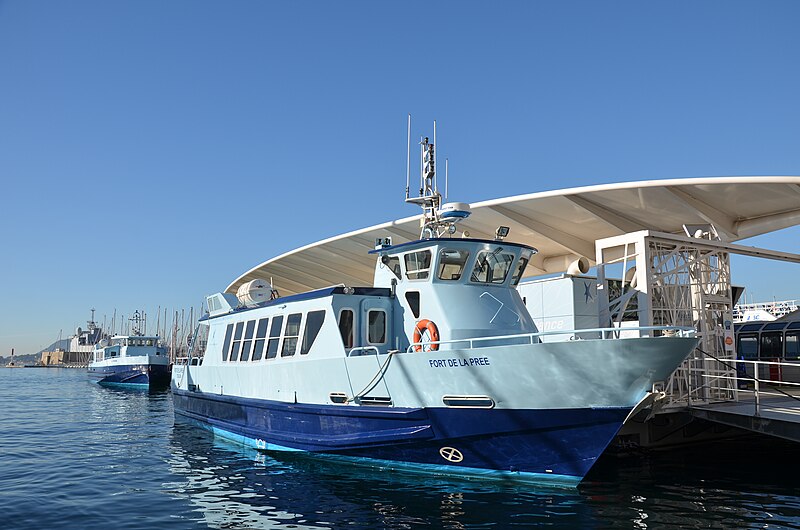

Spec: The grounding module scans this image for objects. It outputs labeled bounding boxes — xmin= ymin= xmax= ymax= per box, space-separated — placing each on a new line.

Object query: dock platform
xmin=690 ymin=392 xmax=800 ymax=443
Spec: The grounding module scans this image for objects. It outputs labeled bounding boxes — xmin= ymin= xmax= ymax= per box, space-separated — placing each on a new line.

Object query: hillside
xmin=1 ymin=338 xmax=71 ymax=366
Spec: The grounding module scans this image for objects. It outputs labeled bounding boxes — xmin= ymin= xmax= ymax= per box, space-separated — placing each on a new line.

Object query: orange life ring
xmin=413 ymin=319 xmax=440 ymax=352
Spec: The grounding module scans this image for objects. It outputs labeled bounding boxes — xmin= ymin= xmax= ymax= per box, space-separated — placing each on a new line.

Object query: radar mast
xmin=405 ymin=116 xmax=470 ymax=238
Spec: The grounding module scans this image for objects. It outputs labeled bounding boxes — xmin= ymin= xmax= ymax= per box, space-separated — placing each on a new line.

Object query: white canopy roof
xmin=227 ymin=177 xmax=800 ymax=296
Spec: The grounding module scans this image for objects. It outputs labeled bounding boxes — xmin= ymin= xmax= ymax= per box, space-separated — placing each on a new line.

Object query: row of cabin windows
xmin=221 ymin=310 xmax=325 ymax=362
xmin=737 ymin=330 xmax=800 ymax=360
xmin=385 ymin=248 xmax=528 ymax=285
xmin=337 ymin=309 xmax=387 ymax=349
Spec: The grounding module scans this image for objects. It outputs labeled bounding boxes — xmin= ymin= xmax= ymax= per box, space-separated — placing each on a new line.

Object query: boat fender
xmin=413 ymin=319 xmax=440 ymax=352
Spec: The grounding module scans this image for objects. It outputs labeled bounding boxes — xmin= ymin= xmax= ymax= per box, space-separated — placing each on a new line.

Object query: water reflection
xmin=166 ymin=420 xmax=594 ymax=529
xmin=3 ymin=368 xmax=800 ymax=528
xmin=166 ymin=418 xmax=800 ymax=529
xmin=581 ymin=437 xmax=800 ymax=528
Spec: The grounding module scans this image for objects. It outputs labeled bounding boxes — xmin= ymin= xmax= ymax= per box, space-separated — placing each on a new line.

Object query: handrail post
xmin=754 ymin=364 xmax=760 ymax=417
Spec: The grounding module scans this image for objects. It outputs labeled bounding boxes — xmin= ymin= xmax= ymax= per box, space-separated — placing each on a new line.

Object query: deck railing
xmin=690 ymin=358 xmax=800 ymax=416
xmin=406 ymin=325 xmax=696 ymax=353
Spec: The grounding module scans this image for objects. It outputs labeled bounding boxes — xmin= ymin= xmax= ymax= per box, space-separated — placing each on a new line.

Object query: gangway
xmin=594 ymin=228 xmax=800 ymax=447
xmin=595 ymin=229 xmax=800 ymax=408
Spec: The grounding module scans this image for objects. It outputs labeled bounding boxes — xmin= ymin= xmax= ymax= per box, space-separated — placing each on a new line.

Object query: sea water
xmin=1 ymin=368 xmax=799 ymax=529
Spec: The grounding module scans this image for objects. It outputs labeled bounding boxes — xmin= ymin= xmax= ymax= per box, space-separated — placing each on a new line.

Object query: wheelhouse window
xmin=266 ymin=316 xmax=284 ymax=360
xmin=405 ymin=291 xmax=420 ymax=319
xmin=301 ymin=310 xmax=325 ymax=355
xmin=281 ymin=313 xmax=302 ymax=357
xmin=229 ymin=321 xmax=244 ymax=361
xmin=437 ymin=249 xmax=469 ymax=281
xmin=470 ymin=249 xmax=516 ymax=284
xmin=383 ymin=255 xmax=402 ymax=279
xmin=404 ymin=250 xmax=432 ymax=280
xmin=368 ymin=310 xmax=386 ymax=344
xmin=511 ymin=256 xmax=529 ymax=285
xmin=339 ymin=309 xmax=354 ymax=349
xmin=252 ymin=318 xmax=269 ymax=361
xmin=221 ymin=324 xmax=234 ymax=361
xmin=240 ymin=320 xmax=256 ymax=362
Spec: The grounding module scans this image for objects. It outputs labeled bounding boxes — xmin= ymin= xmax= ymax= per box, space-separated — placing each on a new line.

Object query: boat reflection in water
xmin=166 ymin=418 xmax=595 ymax=529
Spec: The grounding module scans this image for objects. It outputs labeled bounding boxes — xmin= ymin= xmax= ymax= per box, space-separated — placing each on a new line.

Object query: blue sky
xmin=1 ymin=1 xmax=799 ymax=355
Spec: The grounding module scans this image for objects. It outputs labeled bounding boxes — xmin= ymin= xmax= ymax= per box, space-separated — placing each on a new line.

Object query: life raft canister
xmin=413 ymin=319 xmax=440 ymax=352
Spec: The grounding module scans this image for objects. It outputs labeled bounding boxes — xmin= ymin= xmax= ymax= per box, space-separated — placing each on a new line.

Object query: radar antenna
xmin=129 ymin=310 xmax=146 ymax=336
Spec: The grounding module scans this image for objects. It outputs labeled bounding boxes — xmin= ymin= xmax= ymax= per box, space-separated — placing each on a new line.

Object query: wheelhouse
xmin=371 ymin=238 xmax=535 ymax=289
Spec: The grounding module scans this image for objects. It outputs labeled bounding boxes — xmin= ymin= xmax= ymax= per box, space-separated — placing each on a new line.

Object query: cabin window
xmin=266 ymin=316 xmax=284 ymax=359
xmin=145 ymin=339 xmax=153 ymax=346
xmin=282 ymin=313 xmax=303 ymax=357
xmin=511 ymin=256 xmax=529 ymax=285
xmin=737 ymin=333 xmax=758 ymax=360
xmin=405 ymin=291 xmax=421 ymax=319
xmin=301 ymin=310 xmax=325 ymax=355
xmin=240 ymin=320 xmax=256 ymax=362
xmin=761 ymin=332 xmax=783 ymax=359
xmin=470 ymin=249 xmax=516 ymax=284
xmin=786 ymin=331 xmax=800 ymax=360
xmin=230 ymin=321 xmax=244 ymax=361
xmin=339 ymin=309 xmax=354 ymax=349
xmin=437 ymin=249 xmax=469 ymax=281
xmin=404 ymin=250 xmax=432 ymax=280
xmin=383 ymin=255 xmax=402 ymax=279
xmin=221 ymin=324 xmax=234 ymax=362
xmin=252 ymin=318 xmax=269 ymax=361
xmin=368 ymin=310 xmax=387 ymax=344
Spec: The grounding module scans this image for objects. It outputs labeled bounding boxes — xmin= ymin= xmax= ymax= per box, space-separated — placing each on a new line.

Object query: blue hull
xmin=89 ymin=364 xmax=172 ymax=388
xmin=172 ymin=389 xmax=629 ymax=485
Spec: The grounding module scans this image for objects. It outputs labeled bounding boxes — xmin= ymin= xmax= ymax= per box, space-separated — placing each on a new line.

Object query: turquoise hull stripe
xmin=97 ymin=381 xmax=149 ymax=389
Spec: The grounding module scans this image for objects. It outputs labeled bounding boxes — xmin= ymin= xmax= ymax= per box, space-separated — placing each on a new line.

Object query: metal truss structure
xmin=596 ymin=230 xmax=800 ymax=407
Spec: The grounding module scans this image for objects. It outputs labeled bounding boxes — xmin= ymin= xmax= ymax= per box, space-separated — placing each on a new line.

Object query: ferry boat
xmin=172 ymin=129 xmax=698 ymax=486
xmin=88 ymin=311 xmax=171 ymax=388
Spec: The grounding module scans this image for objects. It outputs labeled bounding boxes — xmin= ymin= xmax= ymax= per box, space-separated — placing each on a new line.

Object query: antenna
xmin=432 ymin=120 xmax=437 ymax=195
xmin=405 ymin=114 xmax=411 ymax=200
xmin=445 ymin=158 xmax=449 ymax=200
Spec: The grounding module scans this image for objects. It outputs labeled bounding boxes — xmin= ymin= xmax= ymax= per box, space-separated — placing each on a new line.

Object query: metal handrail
xmin=405 ymin=325 xmax=696 ymax=353
xmin=347 ymin=346 xmax=381 ymax=357
xmin=693 ymin=358 xmax=800 ymax=416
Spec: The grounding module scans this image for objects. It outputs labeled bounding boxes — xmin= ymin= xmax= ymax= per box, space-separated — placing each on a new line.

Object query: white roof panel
xmin=226 ymin=177 xmax=800 ymax=296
